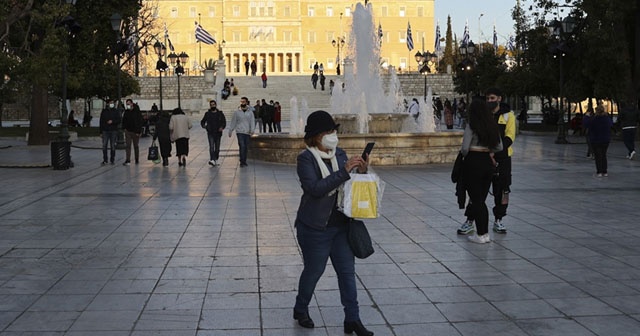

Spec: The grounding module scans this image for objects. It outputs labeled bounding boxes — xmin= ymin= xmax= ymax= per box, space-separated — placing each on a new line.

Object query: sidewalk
xmin=1 ymin=129 xmax=639 ymax=335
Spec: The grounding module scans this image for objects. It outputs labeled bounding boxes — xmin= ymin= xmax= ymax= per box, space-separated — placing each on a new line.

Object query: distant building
xmin=144 ymin=0 xmax=435 ymax=75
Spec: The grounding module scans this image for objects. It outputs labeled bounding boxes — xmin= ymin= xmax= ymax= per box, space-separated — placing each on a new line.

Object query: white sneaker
xmin=493 ymin=219 xmax=507 ymax=234
xmin=468 ymin=233 xmax=491 ymax=244
xmin=457 ymin=220 xmax=475 ymax=235
xmin=214 ymin=160 xmax=219 ymax=166
xmin=208 ymin=160 xmax=215 ymax=166
xmin=630 ymin=151 xmax=636 ymax=160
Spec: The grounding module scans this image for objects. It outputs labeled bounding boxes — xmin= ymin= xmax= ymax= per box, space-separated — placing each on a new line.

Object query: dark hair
xmin=209 ymin=100 xmax=217 ymax=104
xmin=468 ymin=100 xmax=500 ymax=148
xmin=172 ymin=108 xmax=185 ymax=115
xmin=485 ymin=87 xmax=503 ymax=99
xmin=304 ymin=133 xmax=322 ymax=147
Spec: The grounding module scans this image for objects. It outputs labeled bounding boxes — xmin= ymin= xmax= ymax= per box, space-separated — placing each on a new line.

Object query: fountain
xmin=249 ymin=2 xmax=462 ymax=165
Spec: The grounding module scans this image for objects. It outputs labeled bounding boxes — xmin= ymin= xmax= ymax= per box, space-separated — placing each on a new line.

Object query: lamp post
xmin=332 ymin=37 xmax=345 ymax=70
xmin=458 ymin=41 xmax=476 ymax=103
xmin=154 ymin=41 xmax=168 ymax=112
xmin=217 ymin=40 xmax=226 ymax=61
xmin=57 ymin=0 xmax=79 ymax=143
xmin=168 ymin=52 xmax=189 ymax=109
xmin=110 ymin=13 xmax=126 ymax=149
xmin=415 ymin=50 xmax=437 ymax=102
xmin=549 ymin=16 xmax=576 ymax=144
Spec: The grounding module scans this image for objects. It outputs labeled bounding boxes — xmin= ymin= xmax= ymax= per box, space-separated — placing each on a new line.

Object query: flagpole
xmin=198 ymin=13 xmax=202 ymax=71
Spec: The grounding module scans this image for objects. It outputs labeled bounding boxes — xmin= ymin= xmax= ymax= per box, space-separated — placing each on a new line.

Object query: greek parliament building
xmin=145 ymin=0 xmax=435 ymax=75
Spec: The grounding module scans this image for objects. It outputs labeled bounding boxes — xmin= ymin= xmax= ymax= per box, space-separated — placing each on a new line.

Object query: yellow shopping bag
xmin=342 ymin=173 xmax=383 ymax=219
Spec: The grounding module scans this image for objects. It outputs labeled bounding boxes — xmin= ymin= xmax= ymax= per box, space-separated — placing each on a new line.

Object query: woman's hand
xmin=345 ymin=155 xmax=368 ymax=173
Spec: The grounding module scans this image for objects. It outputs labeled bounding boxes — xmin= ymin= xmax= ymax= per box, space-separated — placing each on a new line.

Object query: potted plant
xmin=203 ymin=58 xmax=216 ymax=83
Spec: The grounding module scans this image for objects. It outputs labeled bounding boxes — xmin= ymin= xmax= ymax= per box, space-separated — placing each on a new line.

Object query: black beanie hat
xmin=304 ymin=110 xmax=340 ymax=139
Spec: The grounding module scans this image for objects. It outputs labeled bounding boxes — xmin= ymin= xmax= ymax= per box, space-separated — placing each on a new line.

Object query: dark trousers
xmin=275 ymin=122 xmax=282 ymax=132
xmin=294 ymin=223 xmax=360 ymax=322
xmin=592 ymin=142 xmax=609 ymax=174
xmin=462 ymin=152 xmax=495 ymax=235
xmin=124 ymin=130 xmax=140 ymax=162
xmin=158 ymin=138 xmax=171 ymax=159
xmin=236 ymin=133 xmax=250 ymax=165
xmin=622 ymin=128 xmax=636 ymax=154
xmin=207 ymin=132 xmax=222 ymax=160
xmin=101 ymin=130 xmax=118 ymax=163
xmin=492 ymin=157 xmax=511 ymax=220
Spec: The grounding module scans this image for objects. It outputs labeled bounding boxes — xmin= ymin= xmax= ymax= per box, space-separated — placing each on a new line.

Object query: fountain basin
xmin=249 ymin=132 xmax=463 ymax=165
xmin=333 ymin=113 xmax=409 ymax=134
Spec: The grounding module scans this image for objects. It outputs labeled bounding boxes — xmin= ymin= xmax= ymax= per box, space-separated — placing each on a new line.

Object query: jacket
xmin=200 ymin=109 xmax=227 ymax=134
xmin=154 ymin=111 xmax=172 ymax=142
xmin=494 ymin=103 xmax=516 ymax=159
xmin=618 ymin=106 xmax=640 ymax=129
xmin=229 ymin=108 xmax=256 ymax=135
xmin=99 ymin=108 xmax=121 ymax=132
xmin=588 ymin=115 xmax=613 ymax=144
xmin=169 ymin=113 xmax=192 ymax=141
xmin=295 ymin=148 xmax=350 ymax=230
xmin=122 ymin=105 xmax=143 ymax=133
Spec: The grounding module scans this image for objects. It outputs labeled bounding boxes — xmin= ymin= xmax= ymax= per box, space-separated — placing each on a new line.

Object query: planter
xmin=203 ymin=69 xmax=215 ymax=83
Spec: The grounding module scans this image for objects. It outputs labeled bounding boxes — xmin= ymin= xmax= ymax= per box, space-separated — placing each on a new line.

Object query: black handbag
xmin=147 ymin=140 xmax=159 ymax=161
xmin=348 ymin=219 xmax=374 ymax=259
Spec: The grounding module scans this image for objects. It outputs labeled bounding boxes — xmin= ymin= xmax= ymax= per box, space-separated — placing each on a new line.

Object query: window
xmin=308 ymin=31 xmax=316 ymax=43
xmin=399 ymin=31 xmax=406 ymax=43
xmin=170 ymin=7 xmax=178 ymax=18
xmin=190 ymin=7 xmax=196 ymax=18
xmin=308 ymin=6 xmax=315 ymax=17
xmin=283 ymin=31 xmax=292 ymax=42
xmin=251 ymin=7 xmax=257 ymax=16
xmin=326 ymin=6 xmax=333 ymax=17
xmin=399 ymin=57 xmax=407 ymax=70
xmin=309 ymin=58 xmax=316 ymax=69
xmin=153 ymin=7 xmax=159 ymax=18
xmin=284 ymin=6 xmax=291 ymax=16
xmin=209 ymin=6 xmax=215 ymax=17
xmin=268 ymin=6 xmax=274 ymax=16
xmin=233 ymin=6 xmax=240 ymax=17
xmin=259 ymin=7 xmax=265 ymax=16
xmin=399 ymin=6 xmax=406 ymax=17
xmin=344 ymin=7 xmax=351 ymax=16
xmin=233 ymin=31 xmax=241 ymax=42
xmin=417 ymin=7 xmax=424 ymax=17
xmin=381 ymin=6 xmax=387 ymax=17
xmin=326 ymin=31 xmax=334 ymax=42
xmin=327 ymin=59 xmax=334 ymax=69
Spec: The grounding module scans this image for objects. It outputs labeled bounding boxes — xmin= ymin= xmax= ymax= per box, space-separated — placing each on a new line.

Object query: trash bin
xmin=51 ymin=141 xmax=71 ymax=170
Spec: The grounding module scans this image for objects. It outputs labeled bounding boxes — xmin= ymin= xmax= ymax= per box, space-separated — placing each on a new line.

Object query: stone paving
xmin=1 ymin=129 xmax=640 ymax=336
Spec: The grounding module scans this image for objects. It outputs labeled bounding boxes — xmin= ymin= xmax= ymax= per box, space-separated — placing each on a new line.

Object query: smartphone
xmin=361 ymin=142 xmax=375 ymax=159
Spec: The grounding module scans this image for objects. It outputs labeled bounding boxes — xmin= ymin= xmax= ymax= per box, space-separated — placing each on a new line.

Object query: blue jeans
xmin=622 ymin=128 xmax=636 ymax=155
xmin=207 ymin=132 xmax=222 ymax=160
xmin=236 ymin=133 xmax=250 ymax=165
xmin=102 ymin=130 xmax=118 ymax=163
xmin=294 ymin=223 xmax=360 ymax=322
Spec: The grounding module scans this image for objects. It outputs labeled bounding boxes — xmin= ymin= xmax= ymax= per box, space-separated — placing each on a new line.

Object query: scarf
xmin=306 ymin=146 xmax=344 ymax=206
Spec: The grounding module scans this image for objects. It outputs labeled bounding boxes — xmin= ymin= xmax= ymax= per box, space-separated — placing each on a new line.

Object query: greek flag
xmin=406 ymin=22 xmax=414 ymax=51
xmin=378 ymin=23 xmax=383 ymax=46
xmin=493 ymin=25 xmax=498 ymax=50
xmin=462 ymin=21 xmax=470 ymax=45
xmin=195 ymin=22 xmax=216 ymax=45
xmin=434 ymin=23 xmax=441 ymax=53
xmin=507 ymin=35 xmax=515 ymax=51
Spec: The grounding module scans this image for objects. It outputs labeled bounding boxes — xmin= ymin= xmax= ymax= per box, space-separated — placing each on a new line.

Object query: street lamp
xmin=415 ymin=50 xmax=437 ymax=102
xmin=217 ymin=40 xmax=226 ymax=61
xmin=110 ymin=13 xmax=126 ymax=149
xmin=168 ymin=52 xmax=189 ymax=109
xmin=332 ymin=37 xmax=345 ymax=70
xmin=56 ymin=0 xmax=80 ymax=143
xmin=548 ymin=16 xmax=576 ymax=144
xmin=154 ymin=41 xmax=168 ymax=112
xmin=458 ymin=41 xmax=476 ymax=103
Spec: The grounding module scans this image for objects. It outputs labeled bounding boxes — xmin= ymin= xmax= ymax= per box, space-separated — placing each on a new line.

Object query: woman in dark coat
xmin=586 ymin=105 xmax=613 ymax=177
xmin=153 ymin=110 xmax=172 ymax=166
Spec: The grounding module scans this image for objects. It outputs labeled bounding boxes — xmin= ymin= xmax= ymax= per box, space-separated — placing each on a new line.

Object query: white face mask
xmin=108 ymin=104 xmax=115 ymax=108
xmin=321 ymin=132 xmax=339 ymax=150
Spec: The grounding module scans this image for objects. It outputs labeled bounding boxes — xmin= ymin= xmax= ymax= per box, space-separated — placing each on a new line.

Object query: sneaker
xmin=630 ymin=151 xmax=636 ymax=160
xmin=209 ymin=160 xmax=215 ymax=167
xmin=123 ymin=161 xmax=130 ymax=166
xmin=101 ymin=161 xmax=108 ymax=165
xmin=468 ymin=233 xmax=491 ymax=244
xmin=603 ymin=173 xmax=608 ymax=177
xmin=457 ymin=220 xmax=475 ymax=235
xmin=493 ymin=219 xmax=507 ymax=234
xmin=596 ymin=173 xmax=603 ymax=177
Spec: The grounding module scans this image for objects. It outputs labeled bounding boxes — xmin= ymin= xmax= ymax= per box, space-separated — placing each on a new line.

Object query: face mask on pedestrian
xmin=487 ymin=101 xmax=499 ymax=112
xmin=321 ymin=132 xmax=339 ymax=150
xmin=108 ymin=103 xmax=115 ymax=108
xmin=126 ymin=104 xmax=132 ymax=110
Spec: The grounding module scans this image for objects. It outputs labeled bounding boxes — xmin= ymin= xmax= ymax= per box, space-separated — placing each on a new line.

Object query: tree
xmin=439 ymin=16 xmax=455 ymax=73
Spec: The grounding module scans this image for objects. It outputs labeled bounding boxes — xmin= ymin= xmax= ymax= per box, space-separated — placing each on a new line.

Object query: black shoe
xmin=293 ymin=311 xmax=314 ymax=329
xmin=344 ymin=320 xmax=373 ymax=336
xmin=162 ymin=158 xmax=169 ymax=167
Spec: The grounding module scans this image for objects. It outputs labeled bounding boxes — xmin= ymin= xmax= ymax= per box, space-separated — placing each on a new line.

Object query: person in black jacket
xmin=99 ymin=99 xmax=121 ymax=165
xmin=122 ymin=99 xmax=144 ymax=165
xmin=153 ymin=110 xmax=172 ymax=167
xmin=201 ymin=100 xmax=227 ymax=166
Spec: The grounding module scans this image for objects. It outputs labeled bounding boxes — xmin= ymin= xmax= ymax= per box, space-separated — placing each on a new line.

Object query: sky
xmin=434 ymin=0 xmax=519 ymax=47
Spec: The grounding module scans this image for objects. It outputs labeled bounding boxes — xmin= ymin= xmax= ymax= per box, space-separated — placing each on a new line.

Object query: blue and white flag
xmin=164 ymin=24 xmax=175 ymax=52
xmin=195 ymin=22 xmax=216 ymax=45
xmin=492 ymin=25 xmax=498 ymax=50
xmin=378 ymin=23 xmax=383 ymax=46
xmin=462 ymin=21 xmax=470 ymax=45
xmin=434 ymin=22 xmax=441 ymax=53
xmin=406 ymin=22 xmax=414 ymax=51
xmin=507 ymin=35 xmax=515 ymax=51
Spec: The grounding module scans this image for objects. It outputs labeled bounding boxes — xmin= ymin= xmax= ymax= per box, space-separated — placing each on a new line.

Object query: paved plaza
xmin=1 ymin=129 xmax=640 ymax=335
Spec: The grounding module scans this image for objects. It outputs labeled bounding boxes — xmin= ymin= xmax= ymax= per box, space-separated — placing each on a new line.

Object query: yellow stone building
xmin=145 ymin=0 xmax=434 ymax=75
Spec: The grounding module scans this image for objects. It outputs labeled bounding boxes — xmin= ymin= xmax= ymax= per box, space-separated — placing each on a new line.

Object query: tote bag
xmin=341 ymin=173 xmax=385 ymax=219
xmin=147 ymin=140 xmax=159 ymax=161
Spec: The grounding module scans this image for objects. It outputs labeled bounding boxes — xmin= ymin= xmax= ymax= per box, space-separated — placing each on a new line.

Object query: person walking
xmin=154 ymin=109 xmax=172 ymax=167
xmin=228 ymin=96 xmax=256 ymax=167
xmin=459 ymin=100 xmax=503 ymax=244
xmin=311 ymin=72 xmax=318 ymax=89
xmin=319 ymin=72 xmax=326 ymax=91
xmin=169 ymin=108 xmax=192 ymax=167
xmin=292 ymin=110 xmax=373 ymax=336
xmin=336 ymin=64 xmax=341 ymax=76
xmin=586 ymin=105 xmax=613 ymax=177
xmin=618 ymin=100 xmax=639 ymax=160
xmin=261 ymin=72 xmax=268 ymax=88
xmin=444 ymin=98 xmax=454 ymax=130
xmin=250 ymin=60 xmax=257 ymax=76
xmin=99 ymin=99 xmax=121 ymax=165
xmin=122 ymin=99 xmax=144 ymax=165
xmin=244 ymin=59 xmax=250 ymax=76
xmin=408 ymin=98 xmax=420 ymax=121
xmin=201 ymin=100 xmax=226 ymax=166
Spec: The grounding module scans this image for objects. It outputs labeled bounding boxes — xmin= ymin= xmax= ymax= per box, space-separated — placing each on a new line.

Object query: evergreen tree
xmin=440 ymin=16 xmax=455 ymax=73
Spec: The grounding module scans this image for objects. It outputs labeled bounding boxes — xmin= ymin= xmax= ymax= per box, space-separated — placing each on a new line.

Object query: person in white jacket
xmin=169 ymin=108 xmax=192 ymax=167
xmin=228 ymin=96 xmax=255 ymax=167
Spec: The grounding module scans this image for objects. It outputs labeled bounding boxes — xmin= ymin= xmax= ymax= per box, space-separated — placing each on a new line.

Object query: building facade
xmin=144 ymin=0 xmax=435 ymax=76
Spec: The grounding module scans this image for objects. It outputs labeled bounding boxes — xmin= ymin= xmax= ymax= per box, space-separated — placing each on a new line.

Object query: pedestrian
xmin=408 ymin=98 xmax=420 ymax=121
xmin=329 ymin=79 xmax=335 ymax=95
xmin=228 ymin=96 xmax=256 ymax=167
xmin=336 ymin=64 xmax=341 ymax=76
xmin=459 ymin=100 xmax=503 ymax=244
xmin=201 ymin=100 xmax=226 ymax=166
xmin=261 ymin=99 xmax=274 ymax=133
xmin=313 ymin=61 xmax=319 ymax=74
xmin=122 ymin=99 xmax=144 ymax=165
xmin=261 ymin=72 xmax=268 ymax=88
xmin=169 ymin=108 xmax=192 ymax=167
xmin=154 ymin=109 xmax=172 ymax=167
xmin=253 ymin=99 xmax=263 ymax=133
xmin=444 ymin=98 xmax=454 ymax=129
xmin=319 ymin=72 xmax=326 ymax=91
xmin=586 ymin=105 xmax=613 ymax=177
xmin=311 ymin=73 xmax=318 ymax=89
xmin=274 ymin=101 xmax=282 ymax=132
xmin=457 ymin=97 xmax=467 ymax=128
xmin=99 ymin=99 xmax=121 ymax=165
xmin=617 ymin=100 xmax=639 ymax=160
xmin=292 ymin=110 xmax=373 ymax=336
xmin=251 ymin=60 xmax=257 ymax=76
xmin=244 ymin=59 xmax=250 ymax=76
xmin=458 ymin=88 xmax=516 ymax=235
xmin=318 ymin=63 xmax=324 ymax=73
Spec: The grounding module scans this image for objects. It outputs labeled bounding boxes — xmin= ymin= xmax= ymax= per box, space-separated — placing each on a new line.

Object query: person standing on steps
xmin=261 ymin=72 xmax=268 ymax=88
xmin=201 ymin=100 xmax=226 ymax=166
